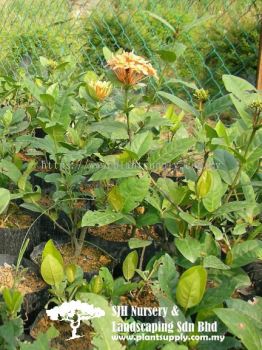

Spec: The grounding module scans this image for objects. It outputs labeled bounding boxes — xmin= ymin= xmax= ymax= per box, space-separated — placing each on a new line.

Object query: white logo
xmin=46 ymin=300 xmax=105 ymax=340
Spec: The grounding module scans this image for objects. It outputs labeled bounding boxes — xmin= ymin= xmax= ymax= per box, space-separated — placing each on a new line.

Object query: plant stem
xmin=124 ymin=86 xmax=132 ymax=144
xmin=74 ymin=227 xmax=87 ymax=257
xmin=139 ymin=246 xmax=146 ymax=270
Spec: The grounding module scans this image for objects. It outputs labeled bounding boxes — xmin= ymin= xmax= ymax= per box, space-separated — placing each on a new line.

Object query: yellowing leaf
xmin=107 ymin=186 xmax=124 ymax=212
xmin=196 ymin=169 xmax=213 ymax=198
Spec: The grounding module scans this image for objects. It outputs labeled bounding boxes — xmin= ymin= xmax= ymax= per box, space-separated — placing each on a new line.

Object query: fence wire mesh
xmin=0 ymin=0 xmax=260 ymax=101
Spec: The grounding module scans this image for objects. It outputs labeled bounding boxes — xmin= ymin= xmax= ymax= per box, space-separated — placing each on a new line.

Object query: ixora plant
xmin=40 ymin=240 xmax=88 ymax=305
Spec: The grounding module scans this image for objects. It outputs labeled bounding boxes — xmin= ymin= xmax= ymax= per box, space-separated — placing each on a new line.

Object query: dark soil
xmin=88 ymin=224 xmax=158 ymax=243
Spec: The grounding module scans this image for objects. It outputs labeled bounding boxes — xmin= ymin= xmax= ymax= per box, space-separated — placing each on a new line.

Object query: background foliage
xmin=0 ymin=0 xmax=260 ymax=100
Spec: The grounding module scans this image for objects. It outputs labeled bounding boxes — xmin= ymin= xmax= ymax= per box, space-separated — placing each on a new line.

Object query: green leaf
xmin=0 ymin=318 xmax=23 ymax=348
xmin=230 ymin=94 xmax=252 ymax=127
xmin=128 ymin=238 xmax=152 ymax=249
xmin=241 ymin=172 xmax=256 ymax=203
xmin=146 ymin=11 xmax=176 ymax=34
xmin=17 ymin=160 xmax=36 ymax=191
xmin=41 ymin=254 xmax=64 ymax=286
xmin=148 ymin=138 xmax=195 ymax=167
xmin=118 ymin=175 xmax=150 ymax=213
xmin=103 ymin=46 xmax=114 ymax=61
xmin=215 ymin=120 xmax=230 ymax=143
xmin=40 ymin=94 xmax=55 ymax=109
xmin=194 ymin=276 xmax=237 ymax=312
xmin=176 ymin=265 xmax=207 ymax=310
xmin=107 ymin=186 xmax=124 ymax=212
xmin=214 ymin=149 xmax=239 ymax=185
xmin=209 ymin=225 xmax=223 ymax=240
xmin=0 ymin=188 xmax=10 ymax=215
xmin=203 ymin=94 xmax=232 ymax=118
xmin=125 ymin=131 xmax=153 ymax=160
xmin=156 ymin=49 xmax=176 ymax=62
xmin=99 ymin=267 xmax=114 ymax=297
xmin=226 ymin=299 xmax=262 ymax=329
xmin=157 ymin=178 xmax=188 ymax=205
xmin=122 ymin=250 xmax=138 ymax=281
xmin=158 ymin=91 xmax=199 ymax=117
xmin=2 ymin=288 xmax=23 ymax=315
xmin=227 ymin=240 xmax=262 ymax=268
xmin=158 ymin=254 xmax=179 ymax=300
xmin=42 ymin=239 xmax=63 ymax=265
xmin=65 ymin=264 xmax=77 ymax=283
xmin=179 ymin=212 xmax=210 ymax=226
xmin=89 ymin=120 xmax=128 ymax=140
xmin=196 ymin=169 xmax=213 ymax=198
xmin=89 ymin=168 xmax=142 ymax=181
xmin=203 ymin=255 xmax=230 ymax=270
xmin=175 ymin=237 xmax=201 ymax=263
xmin=215 ymin=308 xmax=262 ymax=350
xmin=223 ymin=75 xmax=255 ymax=97
xmin=166 ymin=79 xmax=197 ymax=90
xmin=0 ymin=159 xmax=22 ymax=184
xmin=81 ymin=209 xmax=124 ymax=227
xmin=214 ymin=201 xmax=251 ymax=217
xmin=203 ymin=170 xmax=225 ymax=212
xmin=80 ymin=293 xmax=125 ymax=350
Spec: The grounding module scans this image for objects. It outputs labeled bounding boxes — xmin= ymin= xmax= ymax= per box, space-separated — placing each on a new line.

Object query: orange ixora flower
xmin=88 ymin=80 xmax=112 ymax=101
xmin=107 ymin=51 xmax=158 ymax=85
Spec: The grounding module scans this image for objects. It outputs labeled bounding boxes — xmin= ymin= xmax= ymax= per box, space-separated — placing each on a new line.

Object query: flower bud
xmin=194 ymin=88 xmax=209 ymax=102
xmin=249 ymin=99 xmax=262 ymax=113
xmin=87 ymin=80 xmax=112 ymax=101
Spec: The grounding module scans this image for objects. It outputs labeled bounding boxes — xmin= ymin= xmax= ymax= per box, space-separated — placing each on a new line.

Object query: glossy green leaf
xmin=176 ymin=266 xmax=207 ymax=309
xmin=42 ymin=239 xmax=63 ymax=265
xmin=41 ymin=254 xmax=64 ymax=286
xmin=128 ymin=238 xmax=152 ymax=249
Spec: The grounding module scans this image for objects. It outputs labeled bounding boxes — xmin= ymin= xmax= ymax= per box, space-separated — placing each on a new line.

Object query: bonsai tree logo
xmin=46 ymin=300 xmax=105 ymax=340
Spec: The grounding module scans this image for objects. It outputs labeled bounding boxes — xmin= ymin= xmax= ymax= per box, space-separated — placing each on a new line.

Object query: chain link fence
xmin=0 ymin=0 xmax=260 ymax=100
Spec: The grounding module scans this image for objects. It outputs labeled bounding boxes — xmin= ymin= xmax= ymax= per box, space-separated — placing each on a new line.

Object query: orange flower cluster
xmin=107 ymin=51 xmax=158 ymax=85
